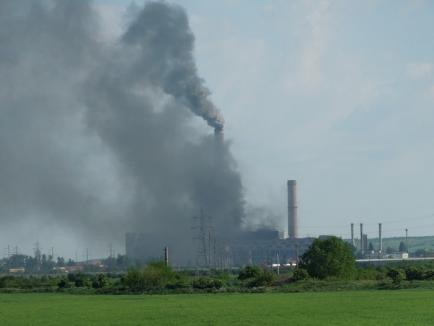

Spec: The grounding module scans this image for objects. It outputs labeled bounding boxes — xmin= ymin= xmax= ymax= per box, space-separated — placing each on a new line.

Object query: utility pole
xmin=108 ymin=243 xmax=113 ymax=259
xmin=164 ymin=246 xmax=169 ymax=267
xmin=405 ymin=228 xmax=409 ymax=253
xmin=378 ymin=223 xmax=383 ymax=255
xmin=276 ymin=252 xmax=280 ymax=276
xmin=86 ymin=248 xmax=89 ymax=264
xmin=213 ymin=235 xmax=216 ymax=269
xmin=208 ymin=229 xmax=211 ymax=267
xmin=192 ymin=209 xmax=209 ymax=268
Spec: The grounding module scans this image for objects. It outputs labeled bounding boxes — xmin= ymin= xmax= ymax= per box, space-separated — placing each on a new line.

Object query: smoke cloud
xmin=0 ymin=0 xmax=244 ymax=261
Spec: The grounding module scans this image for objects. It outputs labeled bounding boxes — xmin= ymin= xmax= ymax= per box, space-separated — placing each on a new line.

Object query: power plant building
xmin=125 ymin=179 xmax=314 ymax=266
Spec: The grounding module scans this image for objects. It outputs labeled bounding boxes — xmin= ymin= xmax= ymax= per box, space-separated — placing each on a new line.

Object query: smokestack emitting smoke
xmin=287 ymin=180 xmax=298 ymax=239
xmin=0 ymin=0 xmax=244 ymax=259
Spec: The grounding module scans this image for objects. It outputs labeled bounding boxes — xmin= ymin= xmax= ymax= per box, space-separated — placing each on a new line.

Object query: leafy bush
xmin=292 ymin=268 xmax=309 ymax=282
xmin=57 ymin=279 xmax=69 ymax=289
xmin=192 ymin=277 xmax=223 ymax=290
xmin=405 ymin=268 xmax=425 ymax=281
xmin=387 ymin=269 xmax=405 ymax=284
xmin=355 ymin=267 xmax=387 ymax=281
xmin=123 ymin=261 xmax=177 ymax=291
xmin=299 ymin=237 xmax=355 ymax=279
xmin=238 ymin=266 xmax=275 ymax=288
xmin=238 ymin=266 xmax=262 ymax=280
xmin=246 ymin=270 xmax=275 ymax=288
xmin=424 ymin=270 xmax=434 ymax=280
xmin=123 ymin=268 xmax=143 ymax=290
xmin=165 ymin=276 xmax=189 ymax=290
xmin=92 ymin=274 xmax=107 ymax=289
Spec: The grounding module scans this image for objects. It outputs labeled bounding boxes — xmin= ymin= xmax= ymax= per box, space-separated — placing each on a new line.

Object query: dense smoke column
xmin=122 ymin=2 xmax=225 ymax=130
xmin=85 ymin=2 xmax=245 ymax=250
xmin=0 ymin=0 xmax=244 ymax=259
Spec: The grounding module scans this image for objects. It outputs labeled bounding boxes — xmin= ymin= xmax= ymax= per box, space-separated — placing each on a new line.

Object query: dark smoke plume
xmin=0 ymin=0 xmax=244 ymax=261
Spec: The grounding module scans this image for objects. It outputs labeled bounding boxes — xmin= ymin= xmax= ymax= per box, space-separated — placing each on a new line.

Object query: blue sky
xmin=96 ymin=0 xmax=434 ymax=240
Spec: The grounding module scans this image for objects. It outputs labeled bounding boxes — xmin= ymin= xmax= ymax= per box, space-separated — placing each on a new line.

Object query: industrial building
xmin=125 ymin=179 xmax=315 ymax=267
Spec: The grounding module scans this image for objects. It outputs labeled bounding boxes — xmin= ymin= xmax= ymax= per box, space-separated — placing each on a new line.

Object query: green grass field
xmin=1 ymin=291 xmax=434 ymax=325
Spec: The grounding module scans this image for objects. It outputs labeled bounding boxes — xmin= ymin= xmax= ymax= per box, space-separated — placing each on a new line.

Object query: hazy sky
xmin=97 ymin=0 xmax=434 ymax=240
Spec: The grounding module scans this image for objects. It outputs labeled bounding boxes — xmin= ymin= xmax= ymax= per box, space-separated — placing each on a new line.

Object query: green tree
xmin=299 ymin=236 xmax=355 ymax=279
xmin=292 ymin=268 xmax=309 ymax=281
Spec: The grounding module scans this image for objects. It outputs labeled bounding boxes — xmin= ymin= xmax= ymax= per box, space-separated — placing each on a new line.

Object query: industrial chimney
xmin=214 ymin=125 xmax=224 ymax=142
xmin=287 ymin=180 xmax=298 ymax=240
xmin=213 ymin=126 xmax=224 ymax=165
xmin=351 ymin=223 xmax=355 ymax=247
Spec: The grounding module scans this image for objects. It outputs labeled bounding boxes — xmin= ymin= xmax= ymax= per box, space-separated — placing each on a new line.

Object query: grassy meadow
xmin=1 ymin=291 xmax=434 ymax=325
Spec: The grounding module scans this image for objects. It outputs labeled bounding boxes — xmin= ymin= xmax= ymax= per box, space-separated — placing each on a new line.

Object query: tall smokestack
xmin=351 ymin=223 xmax=355 ymax=247
xmin=378 ymin=223 xmax=382 ymax=254
xmin=287 ymin=180 xmax=298 ymax=240
xmin=360 ymin=223 xmax=364 ymax=255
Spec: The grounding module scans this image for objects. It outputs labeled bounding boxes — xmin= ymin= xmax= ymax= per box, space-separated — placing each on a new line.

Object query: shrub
xmin=292 ymin=268 xmax=309 ymax=282
xmin=57 ymin=279 xmax=69 ymax=289
xmin=123 ymin=268 xmax=144 ymax=290
xmin=238 ymin=266 xmax=262 ymax=280
xmin=165 ymin=275 xmax=189 ymax=290
xmin=405 ymin=268 xmax=425 ymax=281
xmin=142 ymin=262 xmax=176 ymax=289
xmin=246 ymin=270 xmax=275 ymax=288
xmin=123 ymin=261 xmax=177 ymax=291
xmin=192 ymin=277 xmax=223 ymax=290
xmin=92 ymin=274 xmax=107 ymax=289
xmin=424 ymin=270 xmax=434 ymax=280
xmin=237 ymin=266 xmax=275 ymax=288
xmin=299 ymin=237 xmax=355 ymax=279
xmin=387 ymin=269 xmax=405 ymax=284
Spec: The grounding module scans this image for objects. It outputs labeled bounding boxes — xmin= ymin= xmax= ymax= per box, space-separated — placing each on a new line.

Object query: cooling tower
xmin=287 ymin=180 xmax=298 ymax=239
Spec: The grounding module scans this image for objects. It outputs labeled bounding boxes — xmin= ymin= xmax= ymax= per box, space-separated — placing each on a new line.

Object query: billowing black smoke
xmin=0 ymin=0 xmax=244 ymax=261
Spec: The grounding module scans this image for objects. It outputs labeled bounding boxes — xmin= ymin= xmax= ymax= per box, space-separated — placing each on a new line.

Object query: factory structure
xmin=351 ymin=222 xmax=411 ymax=260
xmin=125 ymin=174 xmax=420 ymax=266
xmin=126 ymin=177 xmax=315 ymax=267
